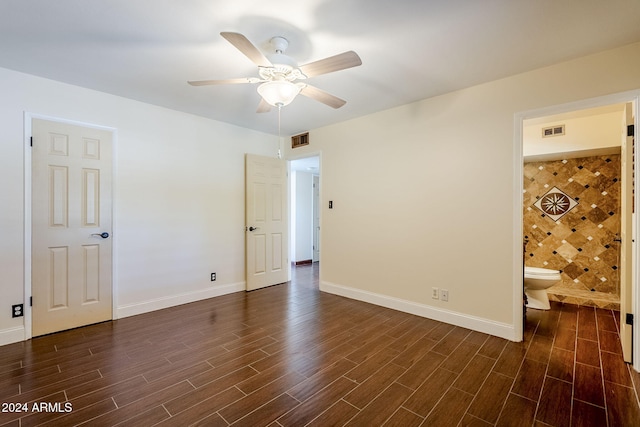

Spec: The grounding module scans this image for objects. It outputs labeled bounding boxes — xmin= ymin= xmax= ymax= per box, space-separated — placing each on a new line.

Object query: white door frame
xmin=287 ymin=151 xmax=322 ymax=271
xmin=513 ymin=90 xmax=640 ymax=369
xmin=23 ymin=112 xmax=118 ymax=341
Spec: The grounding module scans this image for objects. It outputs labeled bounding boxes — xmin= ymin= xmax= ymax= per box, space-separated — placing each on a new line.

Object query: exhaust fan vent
xmin=291 ymin=132 xmax=309 ymax=149
xmin=542 ymin=125 xmax=565 ymax=138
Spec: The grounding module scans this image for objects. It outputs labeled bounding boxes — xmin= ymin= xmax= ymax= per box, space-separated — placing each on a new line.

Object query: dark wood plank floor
xmin=1 ymin=263 xmax=639 ymax=426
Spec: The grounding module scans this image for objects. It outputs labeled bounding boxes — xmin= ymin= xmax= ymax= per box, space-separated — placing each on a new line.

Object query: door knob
xmin=248 ymin=226 xmax=259 ymax=231
xmin=91 ymin=232 xmax=110 ymax=239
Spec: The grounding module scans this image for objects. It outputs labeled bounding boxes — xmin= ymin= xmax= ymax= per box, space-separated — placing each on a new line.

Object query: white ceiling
xmin=1 ymin=0 xmax=640 ymax=136
xmin=524 ymin=104 xmax=627 ymax=127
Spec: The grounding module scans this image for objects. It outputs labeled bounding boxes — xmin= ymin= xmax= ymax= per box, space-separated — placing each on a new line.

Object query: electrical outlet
xmin=12 ymin=304 xmax=23 ymax=318
xmin=440 ymin=289 xmax=449 ymax=302
xmin=211 ymin=272 xmax=216 ymax=281
xmin=431 ymin=287 xmax=439 ymax=299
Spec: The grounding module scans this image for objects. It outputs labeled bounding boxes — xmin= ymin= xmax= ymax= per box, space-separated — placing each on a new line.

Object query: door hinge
xmin=628 ymin=124 xmax=635 ymax=137
xmin=626 ymin=313 xmax=633 ymax=326
xmin=30 ymin=136 xmax=33 ymax=147
xmin=30 ymin=296 xmax=33 ymax=307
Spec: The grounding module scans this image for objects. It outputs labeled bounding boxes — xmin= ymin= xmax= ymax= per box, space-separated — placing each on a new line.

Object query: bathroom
xmin=522 ymin=103 xmax=632 ymax=311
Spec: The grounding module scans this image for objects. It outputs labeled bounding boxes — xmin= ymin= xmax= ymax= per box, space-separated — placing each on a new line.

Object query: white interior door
xmin=32 ymin=118 xmax=113 ymax=337
xmin=313 ymin=175 xmax=320 ymax=262
xmin=245 ymin=154 xmax=288 ymax=291
xmin=620 ymin=103 xmax=635 ymax=362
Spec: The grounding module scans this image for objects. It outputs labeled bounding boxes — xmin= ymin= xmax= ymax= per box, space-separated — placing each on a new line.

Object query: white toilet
xmin=524 ymin=266 xmax=562 ymax=310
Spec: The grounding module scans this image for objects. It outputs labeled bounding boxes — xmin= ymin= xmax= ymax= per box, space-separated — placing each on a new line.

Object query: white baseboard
xmin=320 ymin=281 xmax=518 ymax=341
xmin=0 ymin=326 xmax=26 ymax=346
xmin=0 ymin=283 xmax=245 ymax=346
xmin=3 ymin=281 xmax=516 ymax=345
xmin=116 ymin=282 xmax=245 ymax=319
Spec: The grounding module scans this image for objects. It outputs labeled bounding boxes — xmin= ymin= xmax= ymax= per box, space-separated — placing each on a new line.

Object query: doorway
xmin=516 ymin=92 xmax=639 ymax=368
xmin=289 ymin=155 xmax=320 ymax=270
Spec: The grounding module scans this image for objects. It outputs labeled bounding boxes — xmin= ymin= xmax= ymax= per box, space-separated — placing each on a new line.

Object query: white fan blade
xmin=188 ymin=78 xmax=254 ymax=86
xmin=257 ymin=98 xmax=272 ymax=113
xmin=299 ymin=51 xmax=362 ymax=78
xmin=300 ymin=85 xmax=347 ymax=109
xmin=221 ymin=32 xmax=272 ymax=67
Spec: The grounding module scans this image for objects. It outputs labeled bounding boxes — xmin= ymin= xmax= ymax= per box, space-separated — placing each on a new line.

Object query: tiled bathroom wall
xmin=523 ymin=154 xmax=621 ymax=309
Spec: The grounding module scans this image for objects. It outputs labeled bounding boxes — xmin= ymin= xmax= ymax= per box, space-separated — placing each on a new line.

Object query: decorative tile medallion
xmin=533 ymin=186 xmax=578 ymax=221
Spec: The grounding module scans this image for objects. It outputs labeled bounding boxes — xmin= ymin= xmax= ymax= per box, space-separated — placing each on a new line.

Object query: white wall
xmin=0 ymin=67 xmax=278 ymax=345
xmin=286 ymin=41 xmax=640 ymax=341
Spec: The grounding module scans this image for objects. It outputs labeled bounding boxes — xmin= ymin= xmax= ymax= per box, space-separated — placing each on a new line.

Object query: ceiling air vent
xmin=542 ymin=124 xmax=565 ymax=138
xmin=291 ymin=132 xmax=309 ymax=149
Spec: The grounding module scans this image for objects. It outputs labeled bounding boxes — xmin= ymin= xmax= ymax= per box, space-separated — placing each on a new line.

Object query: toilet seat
xmin=525 ymin=266 xmax=560 ymax=277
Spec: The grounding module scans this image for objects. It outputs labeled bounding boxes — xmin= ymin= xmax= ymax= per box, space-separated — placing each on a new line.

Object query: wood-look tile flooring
xmin=1 ymin=263 xmax=639 ymax=426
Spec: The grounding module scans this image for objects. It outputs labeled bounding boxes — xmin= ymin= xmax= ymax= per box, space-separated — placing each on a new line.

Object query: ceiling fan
xmin=188 ymin=32 xmax=362 ymax=112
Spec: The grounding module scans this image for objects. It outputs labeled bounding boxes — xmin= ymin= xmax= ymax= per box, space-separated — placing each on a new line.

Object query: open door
xmin=620 ymin=102 xmax=635 ymax=363
xmin=245 ymin=154 xmax=288 ymax=291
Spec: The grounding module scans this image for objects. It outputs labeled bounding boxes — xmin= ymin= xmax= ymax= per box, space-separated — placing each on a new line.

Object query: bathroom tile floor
xmin=0 ymin=264 xmax=638 ymax=426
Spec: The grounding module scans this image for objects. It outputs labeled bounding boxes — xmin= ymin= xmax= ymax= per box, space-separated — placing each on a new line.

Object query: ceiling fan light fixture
xmin=257 ymin=80 xmax=303 ymax=107
xmin=189 ymin=32 xmax=361 ymax=111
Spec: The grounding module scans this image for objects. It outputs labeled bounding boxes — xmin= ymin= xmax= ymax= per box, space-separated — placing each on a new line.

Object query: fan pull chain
xmin=277 ymin=104 xmax=282 ymax=159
